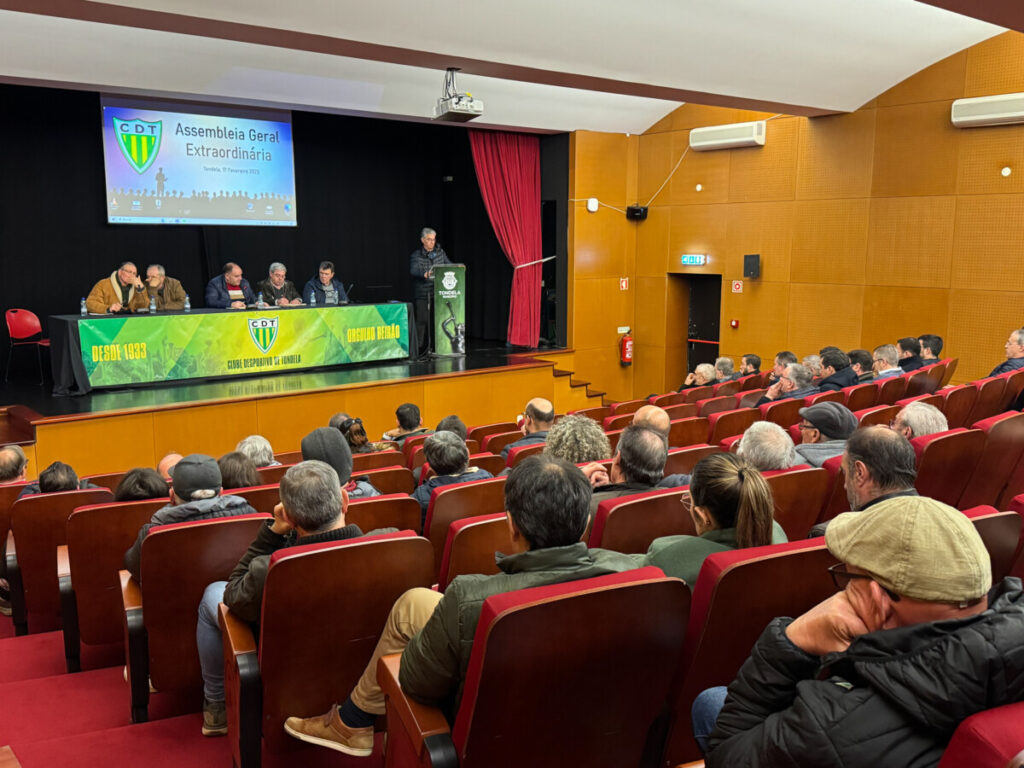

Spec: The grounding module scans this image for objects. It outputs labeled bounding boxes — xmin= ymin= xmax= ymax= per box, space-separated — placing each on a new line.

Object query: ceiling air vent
xmin=951 ymin=93 xmax=1024 ymax=128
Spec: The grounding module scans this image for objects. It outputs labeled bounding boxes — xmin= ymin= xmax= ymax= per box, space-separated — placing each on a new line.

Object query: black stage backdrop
xmin=0 ymin=83 xmax=562 ymax=343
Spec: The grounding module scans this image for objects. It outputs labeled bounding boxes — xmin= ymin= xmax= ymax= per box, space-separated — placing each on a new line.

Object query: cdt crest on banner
xmin=441 ymin=271 xmax=458 ymax=291
xmin=112 ymin=117 xmax=163 ymax=174
xmin=248 ymin=317 xmax=279 ymax=354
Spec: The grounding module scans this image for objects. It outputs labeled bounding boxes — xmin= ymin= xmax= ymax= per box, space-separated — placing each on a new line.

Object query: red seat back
xmin=347 ymin=493 xmax=422 ymax=534
xmin=959 ymin=413 xmax=1024 ymax=509
xmin=272 ymin=450 xmax=303 ymax=465
xmin=587 ymin=487 xmax=693 ymax=553
xmin=610 ymin=398 xmax=646 ymax=415
xmin=736 ymin=388 xmax=768 ymax=409
xmin=480 ymin=431 xmax=523 ymax=456
xmin=663 ymin=403 xmax=698 ymax=420
xmin=681 ymin=385 xmax=714 ymax=403
xmin=910 ymin=429 xmax=986 ymax=507
xmin=903 ymin=367 xmax=933 ymax=398
xmin=569 ymin=406 xmax=611 ymax=423
xmin=351 ymin=450 xmax=404 ymax=471
xmin=505 ymin=442 xmax=545 ymax=468
xmin=437 ymin=513 xmax=512 ymax=591
xmin=601 ymin=412 xmax=634 ymax=431
xmin=876 ymin=376 xmax=907 ymax=405
xmin=713 ymin=380 xmax=740 ymax=397
xmin=80 ymin=471 xmax=130 ymax=492
xmin=664 ymin=444 xmax=721 ymax=476
xmin=962 ymin=507 xmax=1022 ymax=584
xmin=938 ymin=358 xmax=958 ymax=387
xmin=667 ymin=417 xmax=710 ymax=448
xmin=467 ymin=422 xmax=518 ymax=444
xmin=854 ymin=404 xmax=900 ymax=427
xmin=695 ymin=395 xmax=736 ymax=418
xmin=817 ymin=455 xmax=849 ymax=525
xmin=893 ymin=393 xmax=944 ymax=410
xmin=707 ymin=408 xmax=759 ymax=445
xmin=843 ymin=383 xmax=878 ymax=411
xmin=738 ymin=374 xmax=763 ymax=392
xmin=230 ymin=484 xmax=279 ymax=516
xmin=357 ymin=466 xmax=416 ymax=494
xmin=424 ymin=477 xmax=507 ymax=565
xmin=648 ymin=392 xmax=688 ymax=407
xmin=758 ymin=398 xmax=803 ymax=429
xmin=762 ymin=466 xmax=830 ymax=540
xmin=964 ymin=377 xmax=1008 ymax=427
xmin=255 ymin=464 xmax=291 ymax=485
xmin=804 ymin=390 xmax=844 ymax=405
xmin=999 ymin=367 xmax=1024 ymax=411
xmin=937 ymin=702 xmax=1024 ymax=768
xmin=942 ymin=384 xmax=978 ymax=429
xmin=6 ymin=308 xmax=44 ymax=340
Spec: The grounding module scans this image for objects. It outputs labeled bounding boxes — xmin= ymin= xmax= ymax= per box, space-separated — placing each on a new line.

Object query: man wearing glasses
xmin=988 ymin=329 xmax=1024 ymax=376
xmin=85 ymin=261 xmax=150 ymax=314
xmin=871 ymin=343 xmax=903 ymax=379
xmin=696 ymin=495 xmax=1024 ymax=766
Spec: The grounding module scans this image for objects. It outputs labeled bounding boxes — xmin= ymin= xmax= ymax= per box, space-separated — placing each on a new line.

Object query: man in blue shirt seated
xmin=989 ymin=328 xmax=1024 ymax=376
xmin=205 ymin=262 xmax=255 ymax=309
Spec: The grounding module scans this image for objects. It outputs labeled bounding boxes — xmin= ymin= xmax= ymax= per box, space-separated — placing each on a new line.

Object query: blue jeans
xmin=197 ymin=580 xmax=228 ymax=703
xmin=691 ymin=685 xmax=729 ymax=755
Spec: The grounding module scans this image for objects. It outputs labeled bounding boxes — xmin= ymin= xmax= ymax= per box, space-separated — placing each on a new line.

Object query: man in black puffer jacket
xmin=697 ymin=495 xmax=1024 ymax=767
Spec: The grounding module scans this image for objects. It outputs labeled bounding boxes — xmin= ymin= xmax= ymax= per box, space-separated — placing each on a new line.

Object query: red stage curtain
xmin=468 ymin=130 xmax=542 ymax=347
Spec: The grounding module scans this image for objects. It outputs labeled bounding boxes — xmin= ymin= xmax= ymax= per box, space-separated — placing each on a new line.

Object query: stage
xmin=0 ymin=340 xmax=598 ymax=478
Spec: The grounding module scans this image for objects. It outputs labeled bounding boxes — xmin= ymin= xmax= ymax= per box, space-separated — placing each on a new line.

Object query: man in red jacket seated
xmin=694 ymin=495 xmax=1024 ymax=766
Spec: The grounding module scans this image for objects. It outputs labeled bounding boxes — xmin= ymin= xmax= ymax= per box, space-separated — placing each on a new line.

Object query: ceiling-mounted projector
xmin=434 ymin=67 xmax=483 ymax=122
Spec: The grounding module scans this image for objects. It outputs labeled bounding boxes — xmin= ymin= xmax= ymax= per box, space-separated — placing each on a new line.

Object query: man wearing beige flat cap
xmin=695 ymin=495 xmax=1024 ymax=766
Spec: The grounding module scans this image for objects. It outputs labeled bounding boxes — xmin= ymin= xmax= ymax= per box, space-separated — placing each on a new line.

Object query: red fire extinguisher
xmin=620 ymin=329 xmax=633 ymax=367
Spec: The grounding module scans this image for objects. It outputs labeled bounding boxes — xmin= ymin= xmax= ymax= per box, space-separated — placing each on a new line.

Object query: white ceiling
xmin=0 ymin=0 xmax=1005 ymax=133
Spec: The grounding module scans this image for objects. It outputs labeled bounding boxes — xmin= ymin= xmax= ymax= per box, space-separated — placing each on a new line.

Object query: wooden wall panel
xmin=865 ymin=196 xmax=955 ymax=288
xmin=964 ymin=32 xmax=1024 ymax=99
xmin=951 ymin=194 xmax=1024 ymax=292
xmin=152 ymin=402 xmax=257 ymax=464
xmin=786 ymin=284 xmax=864 ymax=354
xmin=634 ymin=277 xmax=668 ymax=346
xmin=668 ymin=205 xmax=729 ymax=273
xmin=35 ymin=414 xmax=155 ymax=477
xmin=947 ymin=289 xmax=1024 ymax=382
xmin=424 ymin=367 xmax=552 ymax=426
xmin=719 ymin=281 xmax=792 ymax=365
xmin=573 ymin=206 xmax=631 ymax=279
xmin=724 ymin=202 xmax=794 ymax=282
xmin=956 ymin=125 xmax=1024 ymax=195
xmin=637 ymin=132 xmax=674 ymax=205
xmin=860 ymin=287 xmax=949 ymax=349
xmin=796 ymin=110 xmax=876 ymax=200
xmin=572 ymin=131 xmax=632 ymax=204
xmin=633 ymin=344 xmax=668 ymax=399
xmin=876 ymin=51 xmax=967 ymax=107
xmin=573 ymin=277 xmax=636 ymax=351
xmin=728 ymin=118 xmax=799 ymax=202
xmin=573 ymin=346 xmax=632 ymax=402
xmin=871 ymin=100 xmax=960 ymax=197
xmin=636 ymin=206 xmax=670 ymax=277
xmin=668 ymin=132 xmax=731 ymax=205
xmin=790 ymin=199 xmax=869 ymax=284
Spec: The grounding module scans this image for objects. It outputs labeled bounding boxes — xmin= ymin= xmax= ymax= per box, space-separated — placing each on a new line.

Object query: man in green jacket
xmin=283 ymin=454 xmax=641 ymax=757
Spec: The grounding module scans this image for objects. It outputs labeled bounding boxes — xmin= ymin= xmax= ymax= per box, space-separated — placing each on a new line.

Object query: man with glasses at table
xmin=988 ymin=328 xmax=1024 ymax=376
xmin=692 ymin=495 xmax=1024 ymax=766
xmin=85 ymin=261 xmax=150 ymax=314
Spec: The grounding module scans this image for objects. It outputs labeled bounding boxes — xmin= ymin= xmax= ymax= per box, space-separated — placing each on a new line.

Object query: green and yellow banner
xmin=78 ymin=304 xmax=409 ymax=387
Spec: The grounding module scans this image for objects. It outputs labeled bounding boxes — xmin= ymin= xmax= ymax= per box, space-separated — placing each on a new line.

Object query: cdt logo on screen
xmin=248 ymin=317 xmax=279 ymax=354
xmin=113 ymin=117 xmax=162 ymax=174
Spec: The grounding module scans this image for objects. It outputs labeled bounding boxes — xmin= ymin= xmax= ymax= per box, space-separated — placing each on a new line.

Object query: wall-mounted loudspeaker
xmin=743 ymin=254 xmax=760 ymax=278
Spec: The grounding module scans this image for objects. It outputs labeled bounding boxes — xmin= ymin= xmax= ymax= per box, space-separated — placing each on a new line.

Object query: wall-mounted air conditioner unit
xmin=951 ymin=93 xmax=1024 ymax=128
xmin=689 ymin=120 xmax=766 ymax=151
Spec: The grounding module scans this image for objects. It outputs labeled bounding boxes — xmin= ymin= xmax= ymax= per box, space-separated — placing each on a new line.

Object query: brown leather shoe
xmin=284 ymin=706 xmax=373 ymax=757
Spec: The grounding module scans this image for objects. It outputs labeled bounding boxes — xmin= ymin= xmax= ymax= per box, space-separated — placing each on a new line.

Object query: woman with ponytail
xmin=644 ymin=453 xmax=786 ymax=586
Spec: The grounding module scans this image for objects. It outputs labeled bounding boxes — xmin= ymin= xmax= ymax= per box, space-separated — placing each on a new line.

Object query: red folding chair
xmin=5 ymin=308 xmax=51 ymax=383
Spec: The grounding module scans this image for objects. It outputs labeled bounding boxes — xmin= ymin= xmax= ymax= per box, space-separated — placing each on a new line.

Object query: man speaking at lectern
xmin=409 ymin=227 xmax=450 ymax=357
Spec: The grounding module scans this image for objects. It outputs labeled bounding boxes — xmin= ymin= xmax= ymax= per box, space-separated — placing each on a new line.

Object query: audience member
xmin=329 ymin=413 xmax=389 ymax=454
xmin=714 ymin=357 xmax=738 ymax=382
xmin=847 ymin=349 xmax=875 ymax=382
xmin=644 ymin=454 xmax=786 ymax=585
xmin=381 ymin=403 xmax=432 ymax=447
xmin=255 ymin=262 xmax=302 ymax=306
xmin=501 ymin=398 xmax=554 ymax=460
xmin=817 ymin=349 xmax=858 ymax=391
xmin=123 ymin=454 xmax=258 ymax=582
xmin=235 ymin=435 xmax=280 ymax=467
xmin=896 ymin=336 xmax=924 ymax=372
xmin=890 ymin=401 xmax=948 ymax=440
xmin=768 ymin=351 xmax=798 ymax=385
xmin=795 ymin=402 xmax=858 ymax=467
xmin=156 ymin=452 xmax=183 ymax=481
xmin=544 ymin=414 xmax=612 ymax=464
xmin=17 ymin=460 xmax=97 ymax=499
xmin=632 ymin=405 xmax=670 ymax=441
xmin=583 ymin=425 xmax=668 ymax=515
xmin=918 ymin=333 xmax=943 ymax=361
xmin=113 ymin=468 xmax=170 ymax=502
xmin=411 ymin=431 xmax=492 ymax=522
xmin=679 ymin=363 xmax=716 ymax=391
xmin=283 ymin=455 xmax=640 ymax=756
xmin=872 ymin=344 xmax=902 ymax=379
xmin=435 ymin=415 xmax=468 ymax=441
xmin=802 ymin=355 xmax=824 ymax=385
xmin=698 ymin=496 xmax=1023 ymax=766
xmin=757 ymin=363 xmax=819 ymax=405
xmin=807 ymin=426 xmax=917 ymax=537
xmin=0 ymin=445 xmax=28 ymax=484
xmin=197 ymin=460 xmax=393 ymax=736
xmin=301 ymin=427 xmax=381 ymax=499
xmin=736 ymin=421 xmax=800 ymax=471
xmin=218 ymin=452 xmax=260 ymax=490
xmin=989 ymin=329 xmax=1024 ymax=376
xmin=738 ymin=354 xmax=761 ymax=376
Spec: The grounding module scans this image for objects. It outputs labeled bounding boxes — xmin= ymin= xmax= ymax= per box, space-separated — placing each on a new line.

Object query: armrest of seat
xmin=378 ymin=653 xmax=456 ymax=768
xmin=57 ymin=544 xmax=81 ymax=673
xmin=119 ymin=569 xmax=149 ymax=723
xmin=5 ymin=536 xmax=25 ymax=636
xmin=219 ymin=603 xmax=261 ymax=768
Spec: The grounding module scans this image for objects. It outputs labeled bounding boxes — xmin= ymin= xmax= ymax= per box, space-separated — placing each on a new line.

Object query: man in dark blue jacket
xmin=817 ymin=349 xmax=859 ymax=391
xmin=409 ymin=227 xmax=450 ymax=356
xmin=205 ymin=262 xmax=255 ymax=308
xmin=302 ymin=261 xmax=349 ymax=305
xmin=989 ymin=329 xmax=1024 ymax=376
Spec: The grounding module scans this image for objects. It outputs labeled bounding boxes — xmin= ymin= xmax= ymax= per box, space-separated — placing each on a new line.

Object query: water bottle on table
xmin=184 ymin=294 xmax=191 ymax=312
xmin=80 ymin=298 xmax=87 ymax=316
xmin=149 ymin=294 xmax=157 ymax=314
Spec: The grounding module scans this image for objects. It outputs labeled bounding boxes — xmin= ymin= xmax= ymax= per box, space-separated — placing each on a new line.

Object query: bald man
xmin=157 ymin=452 xmax=183 ymax=482
xmin=632 ymin=405 xmax=670 ymax=440
xmin=501 ymin=398 xmax=555 ymax=460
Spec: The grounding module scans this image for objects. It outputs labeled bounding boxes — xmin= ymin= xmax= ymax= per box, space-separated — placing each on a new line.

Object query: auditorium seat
xmin=0 ymin=480 xmax=30 ymax=578
xmin=379 ymin=568 xmax=688 ymax=768
xmin=875 ymin=375 xmax=907 ymax=405
xmin=420 ymin=454 xmax=506 ymax=485
xmin=120 ymin=514 xmax=268 ymax=722
xmin=7 ymin=487 xmax=114 ymax=635
xmin=712 ymin=379 xmax=740 ymax=397
xmin=804 ymin=390 xmax=844 ymax=405
xmin=660 ymin=540 xmax=837 ymax=765
xmin=667 ymin=417 xmax=711 ymax=448
xmin=937 ymin=702 xmax=1024 ymax=768
xmin=817 ymin=455 xmax=849 ymax=526
xmin=423 ymin=477 xmax=507 ymax=565
xmin=401 ymin=434 xmax=432 ymax=466
xmin=568 ymin=405 xmax=611 ymax=423
xmin=351 ymin=450 xmax=404 ymax=471
xmin=605 ymin=429 xmax=623 ymax=451
xmin=505 ymin=442 xmax=545 ymax=467
xmin=479 ymin=431 xmax=523 ymax=456
xmin=254 ymin=464 xmax=291 ymax=485
xmin=998 ymin=367 xmax=1024 ymax=411
xmin=467 ymin=422 xmax=517 ymax=444
xmin=230 ymin=484 xmax=279 ymax=516
xmin=903 ymin=367 xmax=933 ymax=398
xmin=220 ymin=531 xmax=434 ymax=768
xmin=681 ymin=385 xmax=714 ymax=404
xmin=854 ymin=404 xmax=899 ymax=428
xmin=664 ymin=444 xmax=721 ymax=476
xmin=437 ymin=513 xmax=513 ymax=591
xmin=357 ymin=465 xmax=417 ymax=494
xmin=964 ymin=376 xmax=1007 ymax=427
xmin=910 ymin=429 xmax=986 ymax=507
xmin=663 ymin=403 xmax=698 ymax=420
xmin=738 ymin=373 xmax=763 ymax=391
xmin=60 ymin=499 xmax=168 ymax=672
xmin=647 ymin=392 xmax=688 ymax=407
xmin=601 ymin=412 xmax=634 ymax=431
xmin=959 ymin=412 xmax=1024 ymax=509
xmin=347 ymin=493 xmax=422 ymax=534
xmin=407 ymin=445 xmax=430 ymax=471
xmin=938 ymin=358 xmax=958 ymax=388
xmin=761 ymin=466 xmax=829 ymax=540
xmin=587 ymin=487 xmax=692 ymax=553
xmin=941 ymin=384 xmax=978 ymax=429
xmin=842 ymin=382 xmax=877 ymax=411
xmin=706 ymin=408 xmax=759 ymax=445
xmin=609 ymin=398 xmax=646 ymax=415
xmin=962 ymin=507 xmax=1022 ymax=583
xmin=735 ymin=388 xmax=768 ymax=409
xmin=271 ymin=450 xmax=302 ymax=465
xmin=893 ymin=393 xmax=944 ymax=410
xmin=923 ymin=361 xmax=946 ymax=394
xmin=758 ymin=398 xmax=803 ymax=429
xmin=695 ymin=395 xmax=735 ymax=418
xmin=80 ymin=471 xmax=129 ymax=492
xmin=718 ymin=434 xmax=743 ymax=452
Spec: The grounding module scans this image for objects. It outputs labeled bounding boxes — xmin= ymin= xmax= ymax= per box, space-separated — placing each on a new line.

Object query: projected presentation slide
xmin=101 ymin=97 xmax=297 ymax=226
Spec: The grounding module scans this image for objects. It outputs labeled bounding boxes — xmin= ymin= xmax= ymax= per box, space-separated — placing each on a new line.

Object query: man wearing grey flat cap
xmin=694 ymin=495 xmax=1024 ymax=766
xmin=794 ymin=401 xmax=858 ymax=467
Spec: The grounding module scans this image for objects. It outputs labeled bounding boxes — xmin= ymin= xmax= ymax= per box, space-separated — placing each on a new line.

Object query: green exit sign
xmin=680 ymin=254 xmax=707 ymax=266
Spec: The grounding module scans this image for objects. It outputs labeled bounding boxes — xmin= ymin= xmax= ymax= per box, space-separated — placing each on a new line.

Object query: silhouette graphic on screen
xmin=441 ymin=300 xmax=466 ymax=355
